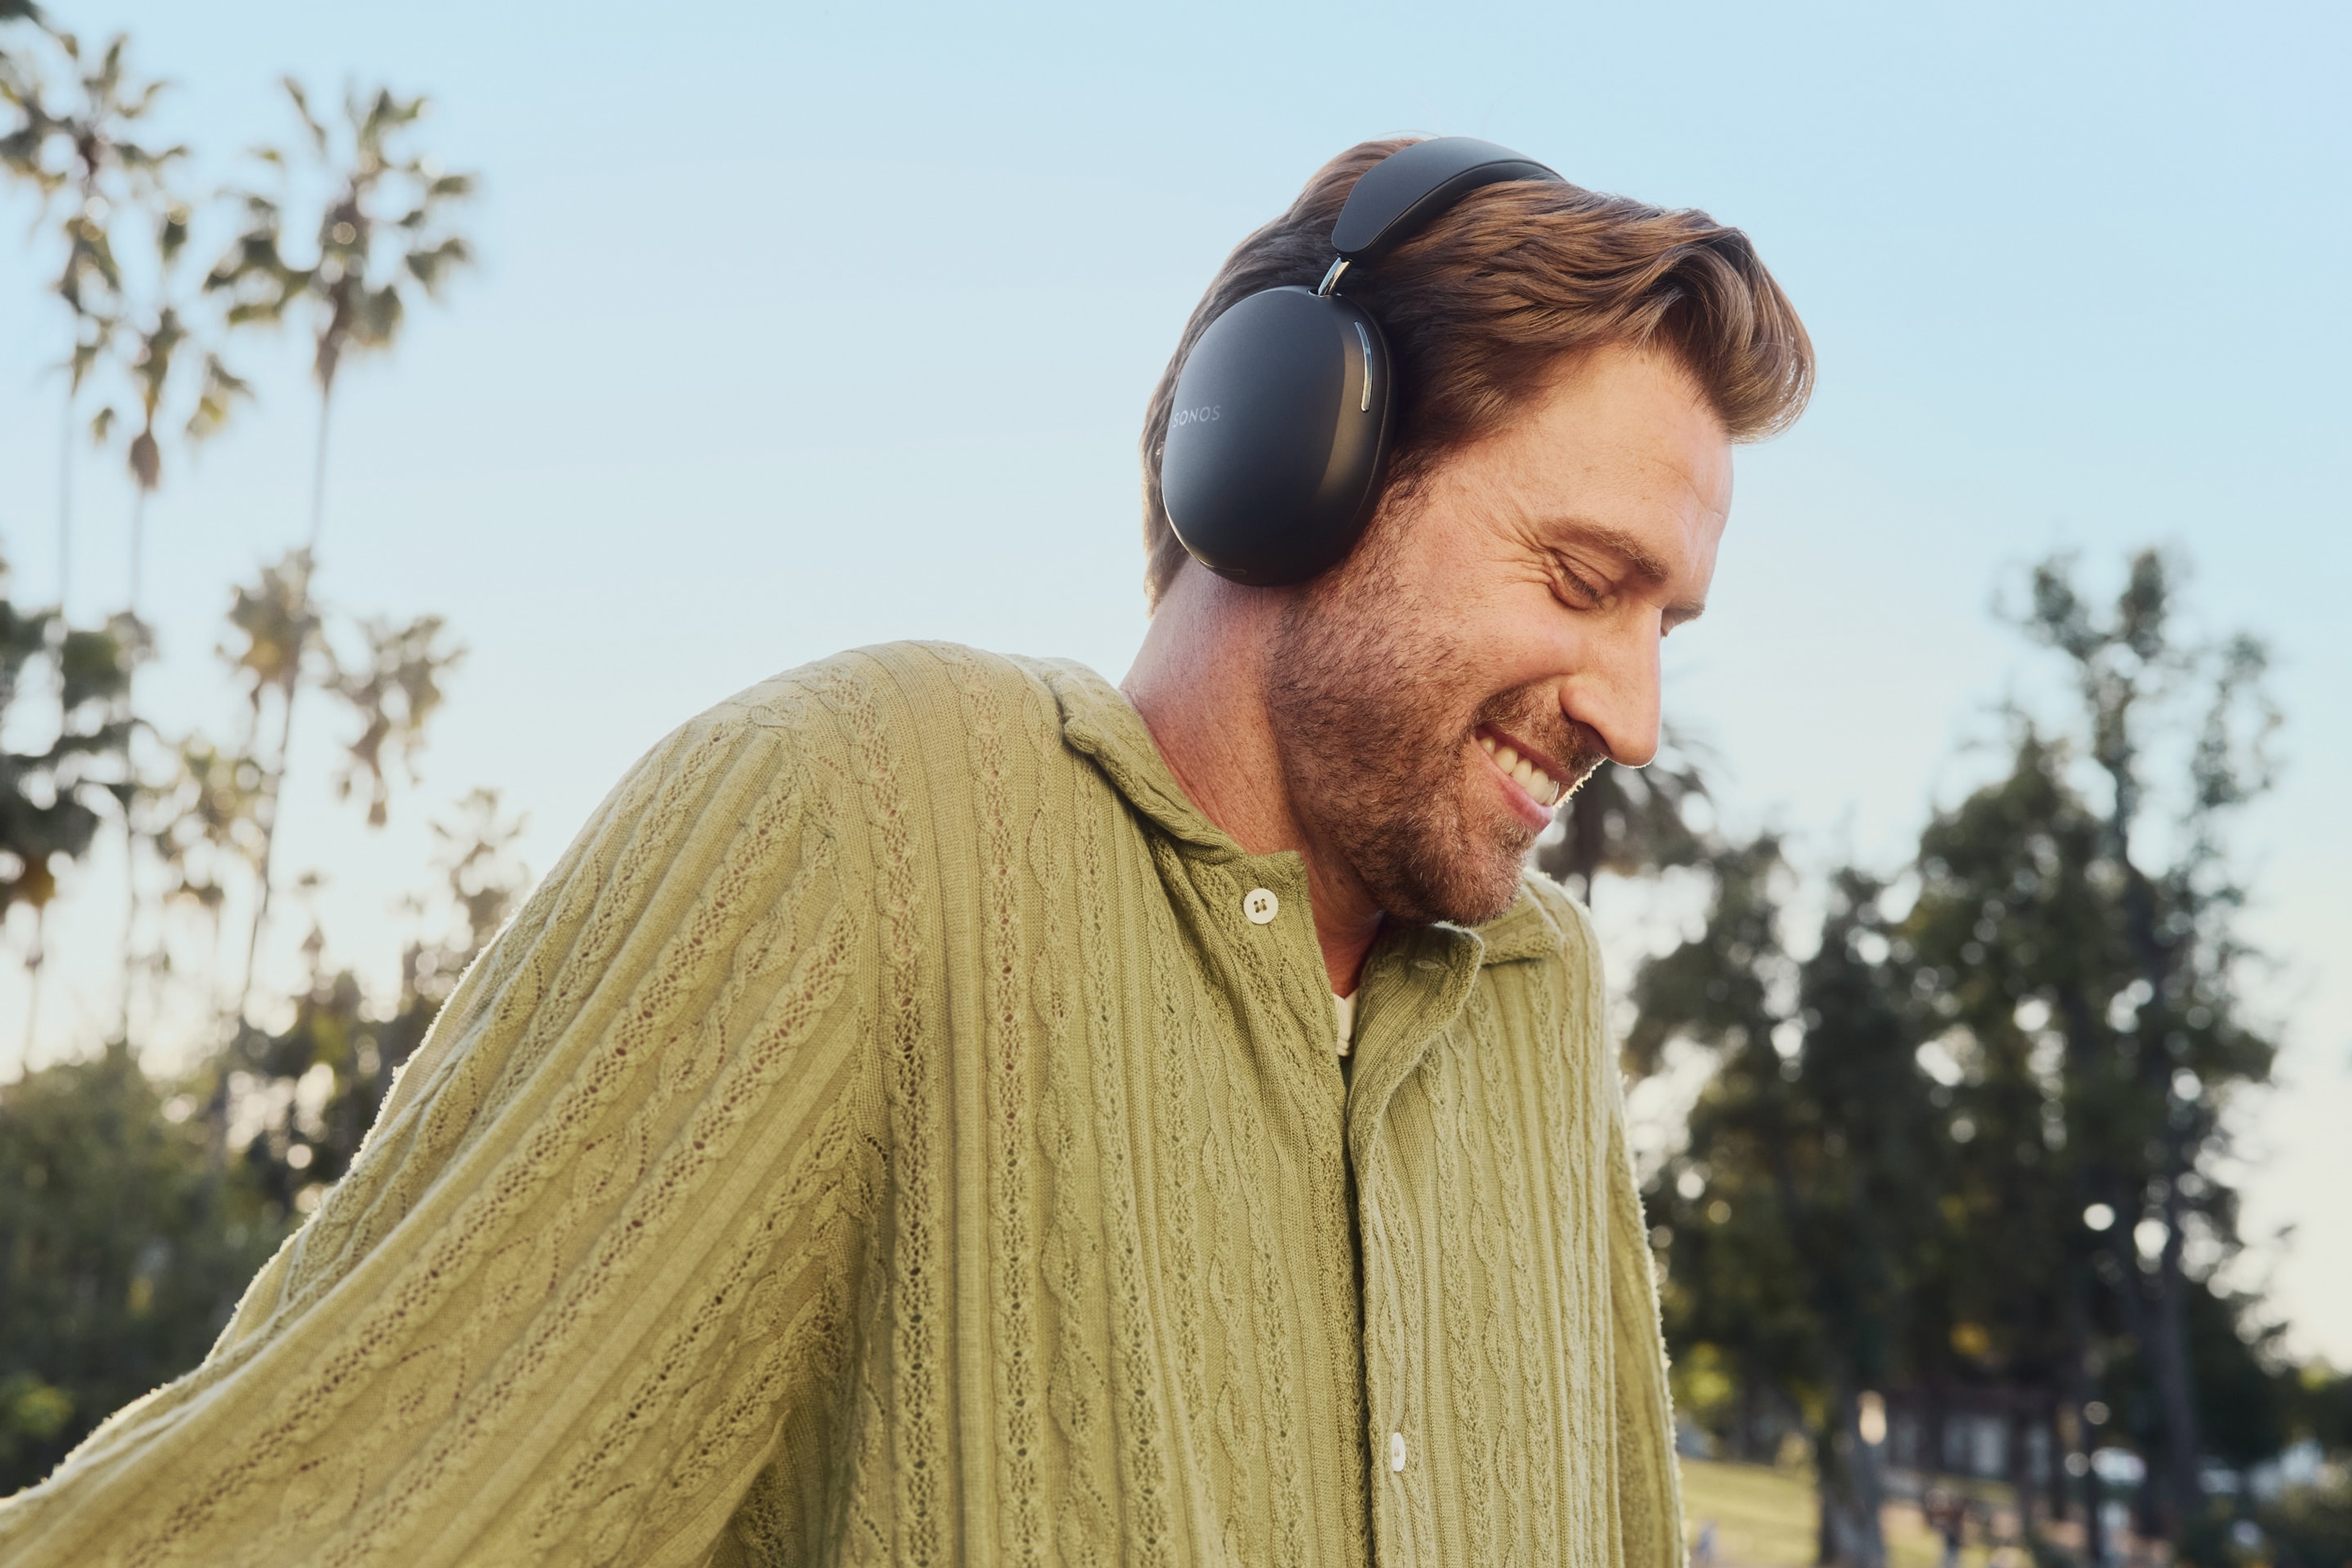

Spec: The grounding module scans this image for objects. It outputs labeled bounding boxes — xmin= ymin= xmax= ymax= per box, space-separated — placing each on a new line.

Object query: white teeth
xmin=1479 ymin=733 xmax=1562 ymax=806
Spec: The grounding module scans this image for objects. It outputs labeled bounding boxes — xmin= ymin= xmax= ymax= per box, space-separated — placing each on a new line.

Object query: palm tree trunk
xmin=236 ymin=381 xmax=334 ymax=1027
xmin=22 ymin=909 xmax=44 ymax=1061
xmin=118 ymin=731 xmax=141 ymax=1050
xmin=119 ymin=486 xmax=152 ymax=1046
xmin=128 ymin=484 xmax=148 ymax=614
xmin=119 ymin=793 xmax=137 ymax=1045
xmin=307 ymin=385 xmax=333 ymax=552
xmin=235 ymin=662 xmax=301 ymax=1027
xmin=58 ymin=389 xmax=75 ymax=613
xmin=2152 ymin=1171 xmax=2204 ymax=1531
xmin=2005 ymin=1397 xmax=2037 ymax=1555
xmin=2105 ymin=785 xmax=2203 ymax=1539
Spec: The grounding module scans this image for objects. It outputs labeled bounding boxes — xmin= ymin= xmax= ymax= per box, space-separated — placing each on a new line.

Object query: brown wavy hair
xmin=1139 ymin=137 xmax=1815 ymax=609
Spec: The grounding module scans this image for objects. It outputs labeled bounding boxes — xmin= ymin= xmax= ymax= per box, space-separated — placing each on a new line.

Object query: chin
xmin=1452 ymin=858 xmax=1532 ymax=927
xmin=1379 ymin=811 xmax=1532 ymax=929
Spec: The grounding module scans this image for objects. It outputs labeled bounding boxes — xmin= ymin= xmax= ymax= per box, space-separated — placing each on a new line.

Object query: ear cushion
xmin=1161 ymin=287 xmax=1392 ymax=586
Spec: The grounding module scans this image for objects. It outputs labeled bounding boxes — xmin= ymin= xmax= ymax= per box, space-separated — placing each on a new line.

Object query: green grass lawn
xmin=1679 ymin=1457 xmax=1974 ymax=1568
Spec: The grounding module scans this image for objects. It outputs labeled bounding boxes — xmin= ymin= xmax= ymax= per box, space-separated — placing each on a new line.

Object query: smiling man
xmin=1131 ymin=338 xmax=1736 ymax=994
xmin=0 ymin=138 xmax=1808 ymax=1567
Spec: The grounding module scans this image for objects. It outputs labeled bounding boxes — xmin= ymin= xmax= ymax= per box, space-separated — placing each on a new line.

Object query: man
xmin=0 ymin=136 xmax=1809 ymax=1566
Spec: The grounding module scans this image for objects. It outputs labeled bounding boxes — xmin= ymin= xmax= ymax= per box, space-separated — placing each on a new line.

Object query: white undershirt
xmin=1333 ymin=990 xmax=1357 ymax=1057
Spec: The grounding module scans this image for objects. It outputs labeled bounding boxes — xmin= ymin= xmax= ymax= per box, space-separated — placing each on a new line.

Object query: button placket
xmin=1216 ymin=860 xmax=1341 ymax=1084
xmin=1346 ymin=931 xmax=1482 ymax=1562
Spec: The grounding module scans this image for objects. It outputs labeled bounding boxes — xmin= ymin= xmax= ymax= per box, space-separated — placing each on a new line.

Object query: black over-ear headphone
xmin=1161 ymin=137 xmax=1564 ymax=587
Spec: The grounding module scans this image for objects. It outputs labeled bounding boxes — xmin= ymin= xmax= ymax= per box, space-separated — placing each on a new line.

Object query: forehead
xmin=1496 ymin=346 xmax=1734 ymax=534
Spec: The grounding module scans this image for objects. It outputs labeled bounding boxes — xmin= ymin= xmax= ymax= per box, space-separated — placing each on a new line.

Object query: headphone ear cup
xmin=1161 ymin=287 xmax=1392 ymax=586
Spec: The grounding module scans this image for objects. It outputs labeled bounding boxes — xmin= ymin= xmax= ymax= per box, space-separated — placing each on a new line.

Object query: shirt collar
xmin=1032 ymin=657 xmax=1567 ymax=968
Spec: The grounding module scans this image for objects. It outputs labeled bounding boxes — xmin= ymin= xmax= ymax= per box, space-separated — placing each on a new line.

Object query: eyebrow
xmin=1548 ymin=517 xmax=1708 ymax=623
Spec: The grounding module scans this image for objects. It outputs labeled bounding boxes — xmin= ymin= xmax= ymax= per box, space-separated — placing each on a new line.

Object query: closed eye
xmin=1552 ymin=560 xmax=1606 ymax=611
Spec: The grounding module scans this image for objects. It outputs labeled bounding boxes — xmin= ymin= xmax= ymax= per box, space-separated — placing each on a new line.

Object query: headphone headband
xmin=1328 ymin=137 xmax=1564 ymax=266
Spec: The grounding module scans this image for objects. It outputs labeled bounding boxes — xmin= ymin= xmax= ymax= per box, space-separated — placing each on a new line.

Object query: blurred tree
xmin=0 ymin=782 xmax=521 ymax=1495
xmin=3 ymin=21 xmax=256 ymax=1043
xmin=82 ymin=191 xmax=251 ymax=609
xmin=2258 ymin=1480 xmax=2352 ymax=1568
xmin=1908 ymin=728 xmax=2119 ymax=1551
xmin=1643 ymin=847 xmax=1837 ymax=1477
xmin=203 ymin=79 xmax=475 ymax=1025
xmin=216 ymin=549 xmax=315 ymax=1021
xmin=1536 ymin=724 xmax=1713 ymax=910
xmin=136 ymin=738 xmax=266 ymax=1005
xmin=0 ymin=1041 xmax=285 ymax=1493
xmin=0 ymin=20 xmax=503 ymax=1504
xmin=206 ymin=77 xmax=475 ymax=554
xmin=2015 ymin=551 xmax=2279 ymax=1537
xmin=325 ymin=614 xmax=463 ymax=829
xmin=2174 ymin=1285 xmax=2291 ymax=1472
xmin=1636 ymin=840 xmax=1943 ymax=1568
xmin=2291 ymin=1366 xmax=2352 ymax=1457
xmin=81 ymin=187 xmax=255 ymax=1039
xmin=0 ymin=20 xmax=180 ymax=609
xmin=0 ymin=560 xmax=134 ymax=1048
xmin=1893 ymin=550 xmax=2282 ymax=1556
xmin=235 ymin=788 xmax=524 ymax=1197
xmin=213 ymin=554 xmax=465 ymax=1020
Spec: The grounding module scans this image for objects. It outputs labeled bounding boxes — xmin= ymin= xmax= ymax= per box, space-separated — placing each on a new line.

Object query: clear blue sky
xmin=2 ymin=1 xmax=2345 ymax=1356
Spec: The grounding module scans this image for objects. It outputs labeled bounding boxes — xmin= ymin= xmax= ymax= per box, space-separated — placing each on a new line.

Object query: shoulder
xmin=652 ymin=642 xmax=1063 ymax=780
xmin=688 ymin=641 xmax=1050 ymax=739
xmin=622 ymin=643 xmax=1077 ymax=870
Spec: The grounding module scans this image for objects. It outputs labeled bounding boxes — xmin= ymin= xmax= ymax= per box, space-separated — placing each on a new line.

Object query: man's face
xmin=1266 ymin=343 xmax=1732 ymax=926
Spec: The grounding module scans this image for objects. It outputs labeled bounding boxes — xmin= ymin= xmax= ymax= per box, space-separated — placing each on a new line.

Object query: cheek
xmin=1394 ymin=521 xmax=1551 ymax=656
xmin=1476 ymin=583 xmax=1583 ymax=687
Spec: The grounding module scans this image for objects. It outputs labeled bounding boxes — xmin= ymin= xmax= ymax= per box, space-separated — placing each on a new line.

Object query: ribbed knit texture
xmin=0 ymin=642 xmax=1683 ymax=1567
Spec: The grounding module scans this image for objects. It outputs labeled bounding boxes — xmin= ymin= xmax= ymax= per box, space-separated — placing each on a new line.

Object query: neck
xmin=1121 ymin=564 xmax=1384 ymax=995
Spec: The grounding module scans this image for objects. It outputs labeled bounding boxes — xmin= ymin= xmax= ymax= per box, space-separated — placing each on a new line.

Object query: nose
xmin=1562 ymin=620 xmax=1662 ymax=769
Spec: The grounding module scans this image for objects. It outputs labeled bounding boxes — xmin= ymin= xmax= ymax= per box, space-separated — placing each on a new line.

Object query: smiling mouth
xmin=1476 ymin=728 xmax=1567 ymax=808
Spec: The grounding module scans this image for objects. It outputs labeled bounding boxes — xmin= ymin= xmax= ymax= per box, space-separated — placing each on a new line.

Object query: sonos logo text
xmin=1172 ymin=405 xmax=1221 ymax=426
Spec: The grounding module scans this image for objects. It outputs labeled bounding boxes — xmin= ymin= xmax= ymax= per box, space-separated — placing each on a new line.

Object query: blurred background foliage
xmin=1568 ymin=547 xmax=2352 ymax=1568
xmin=2 ymin=10 xmax=2347 ymax=1567
xmin=0 ymin=4 xmax=524 ymax=1493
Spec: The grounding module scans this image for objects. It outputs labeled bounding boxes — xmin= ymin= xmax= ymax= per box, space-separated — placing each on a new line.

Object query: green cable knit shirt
xmin=0 ymin=642 xmax=1684 ymax=1568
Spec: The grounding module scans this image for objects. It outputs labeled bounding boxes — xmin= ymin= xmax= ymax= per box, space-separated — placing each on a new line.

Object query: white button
xmin=1243 ymin=887 xmax=1280 ymax=925
xmin=1389 ymin=1431 xmax=1408 ymax=1472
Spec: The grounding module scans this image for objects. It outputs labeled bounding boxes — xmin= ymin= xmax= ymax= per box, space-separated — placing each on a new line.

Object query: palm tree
xmin=80 ymin=194 xmax=252 ymax=1041
xmin=208 ymin=80 xmax=475 ymax=554
xmin=1 ymin=24 xmax=229 ymax=1047
xmin=86 ymin=198 xmax=252 ymax=611
xmin=205 ymin=79 xmax=474 ymax=1025
xmin=0 ymin=23 xmax=181 ymax=612
xmin=0 ymin=567 xmax=134 ymax=1057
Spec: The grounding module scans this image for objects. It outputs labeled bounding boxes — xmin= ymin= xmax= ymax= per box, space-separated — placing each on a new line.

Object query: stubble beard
xmin=1264 ymin=537 xmax=1604 ymax=929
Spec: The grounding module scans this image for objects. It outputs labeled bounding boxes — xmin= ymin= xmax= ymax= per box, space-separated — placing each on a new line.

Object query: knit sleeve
xmin=0 ymin=699 xmax=880 ymax=1568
